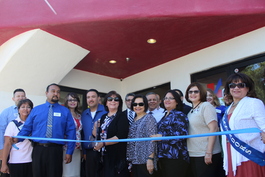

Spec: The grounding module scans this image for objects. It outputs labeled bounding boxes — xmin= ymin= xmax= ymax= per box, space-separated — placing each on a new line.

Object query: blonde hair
xmin=207 ymin=88 xmax=220 ymax=107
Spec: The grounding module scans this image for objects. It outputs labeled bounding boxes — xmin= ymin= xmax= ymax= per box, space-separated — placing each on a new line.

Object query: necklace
xmin=191 ymin=102 xmax=201 ymax=113
xmin=232 ymin=102 xmax=239 ymax=107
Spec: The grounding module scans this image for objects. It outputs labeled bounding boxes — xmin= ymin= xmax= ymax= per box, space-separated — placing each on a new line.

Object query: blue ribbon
xmin=13 ymin=128 xmax=260 ymax=143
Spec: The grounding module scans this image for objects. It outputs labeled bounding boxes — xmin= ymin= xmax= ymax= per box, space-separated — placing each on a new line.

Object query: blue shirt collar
xmin=45 ymin=101 xmax=59 ymax=107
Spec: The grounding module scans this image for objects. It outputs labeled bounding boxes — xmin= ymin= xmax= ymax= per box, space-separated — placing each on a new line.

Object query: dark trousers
xmin=85 ymin=149 xmax=102 ymax=177
xmin=185 ymin=162 xmax=194 ymax=177
xmin=132 ymin=164 xmax=153 ymax=177
xmin=152 ymin=159 xmax=162 ymax=177
xmin=190 ymin=153 xmax=223 ymax=177
xmin=102 ymin=155 xmax=129 ymax=177
xmin=9 ymin=162 xmax=33 ymax=177
xmin=159 ymin=158 xmax=189 ymax=177
xmin=32 ymin=144 xmax=63 ymax=177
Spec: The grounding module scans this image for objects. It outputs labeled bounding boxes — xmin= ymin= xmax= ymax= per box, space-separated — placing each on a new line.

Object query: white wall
xmin=0 ymin=91 xmax=46 ymax=111
xmin=0 ymin=29 xmax=89 ymax=111
xmin=59 ymin=69 xmax=122 ymax=93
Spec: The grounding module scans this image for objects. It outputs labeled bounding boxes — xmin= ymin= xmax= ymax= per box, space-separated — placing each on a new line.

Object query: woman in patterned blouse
xmin=63 ymin=92 xmax=82 ymax=177
xmin=127 ymin=95 xmax=157 ymax=177
xmin=152 ymin=90 xmax=189 ymax=177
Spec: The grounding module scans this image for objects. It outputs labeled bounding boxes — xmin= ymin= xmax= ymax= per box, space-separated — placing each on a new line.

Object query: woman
xmin=223 ymin=92 xmax=233 ymax=107
xmin=206 ymin=88 xmax=226 ymax=126
xmin=93 ymin=91 xmax=129 ymax=177
xmin=63 ymin=92 xmax=82 ymax=177
xmin=185 ymin=82 xmax=222 ymax=177
xmin=127 ymin=95 xmax=157 ymax=177
xmin=152 ymin=90 xmax=189 ymax=177
xmin=221 ymin=73 xmax=265 ymax=177
xmin=1 ymin=99 xmax=33 ymax=177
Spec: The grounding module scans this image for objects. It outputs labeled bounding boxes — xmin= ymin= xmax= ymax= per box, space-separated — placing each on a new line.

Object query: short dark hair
xmin=145 ymin=92 xmax=157 ymax=97
xmin=103 ymin=91 xmax=123 ymax=112
xmin=13 ymin=88 xmax=25 ymax=95
xmin=87 ymin=89 xmax=99 ymax=97
xmin=125 ymin=93 xmax=135 ymax=100
xmin=173 ymin=89 xmax=183 ymax=97
xmin=185 ymin=82 xmax=207 ymax=103
xmin=130 ymin=94 xmax=148 ymax=112
xmin=64 ymin=92 xmax=81 ymax=114
xmin=161 ymin=90 xmax=183 ymax=111
xmin=224 ymin=73 xmax=257 ymax=98
xmin=17 ymin=99 xmax=33 ymax=110
xmin=46 ymin=83 xmax=60 ymax=92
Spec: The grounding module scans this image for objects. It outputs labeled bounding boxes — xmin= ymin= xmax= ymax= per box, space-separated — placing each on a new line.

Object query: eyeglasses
xmin=132 ymin=102 xmax=144 ymax=107
xmin=228 ymin=83 xmax=246 ymax=89
xmin=107 ymin=97 xmax=119 ymax=102
xmin=188 ymin=90 xmax=200 ymax=94
xmin=148 ymin=99 xmax=157 ymax=102
xmin=126 ymin=99 xmax=132 ymax=102
xmin=68 ymin=99 xmax=78 ymax=102
xmin=163 ymin=97 xmax=175 ymax=100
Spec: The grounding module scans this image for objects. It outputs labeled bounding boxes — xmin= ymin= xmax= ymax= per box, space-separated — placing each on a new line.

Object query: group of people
xmin=0 ymin=72 xmax=264 ymax=177
xmin=0 ymin=84 xmax=77 ymax=177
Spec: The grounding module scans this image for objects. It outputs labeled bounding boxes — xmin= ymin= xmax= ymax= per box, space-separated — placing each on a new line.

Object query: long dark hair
xmin=64 ymin=92 xmax=81 ymax=114
xmin=161 ymin=90 xmax=183 ymax=112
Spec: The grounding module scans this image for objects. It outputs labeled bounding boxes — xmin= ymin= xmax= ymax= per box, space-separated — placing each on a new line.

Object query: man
xmin=0 ymin=88 xmax=26 ymax=172
xmin=123 ymin=93 xmax=135 ymax=124
xmin=173 ymin=89 xmax=192 ymax=115
xmin=81 ymin=89 xmax=107 ymax=177
xmin=146 ymin=92 xmax=165 ymax=122
xmin=14 ymin=83 xmax=76 ymax=177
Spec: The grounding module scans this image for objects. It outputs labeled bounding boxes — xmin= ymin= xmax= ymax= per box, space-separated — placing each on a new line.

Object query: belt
xmin=34 ymin=142 xmax=63 ymax=147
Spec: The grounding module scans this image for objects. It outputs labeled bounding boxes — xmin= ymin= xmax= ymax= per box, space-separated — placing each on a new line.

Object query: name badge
xmin=216 ymin=109 xmax=221 ymax=113
xmin=54 ymin=112 xmax=61 ymax=117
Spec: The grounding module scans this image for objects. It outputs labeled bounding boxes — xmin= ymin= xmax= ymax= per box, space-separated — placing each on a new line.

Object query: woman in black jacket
xmin=94 ymin=90 xmax=130 ymax=177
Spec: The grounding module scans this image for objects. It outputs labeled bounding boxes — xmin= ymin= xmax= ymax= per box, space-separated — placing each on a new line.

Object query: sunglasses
xmin=126 ymin=99 xmax=133 ymax=102
xmin=228 ymin=83 xmax=246 ymax=89
xmin=132 ymin=102 xmax=144 ymax=107
xmin=188 ymin=90 xmax=200 ymax=94
xmin=107 ymin=97 xmax=119 ymax=102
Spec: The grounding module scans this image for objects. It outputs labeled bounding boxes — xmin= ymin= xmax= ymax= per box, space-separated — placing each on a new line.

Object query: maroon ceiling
xmin=1 ymin=0 xmax=265 ymax=79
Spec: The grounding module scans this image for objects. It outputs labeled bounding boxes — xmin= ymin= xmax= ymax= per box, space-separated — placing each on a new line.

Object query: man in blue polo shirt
xmin=13 ymin=83 xmax=76 ymax=177
xmin=82 ymin=89 xmax=107 ymax=177
xmin=0 ymin=88 xmax=26 ymax=177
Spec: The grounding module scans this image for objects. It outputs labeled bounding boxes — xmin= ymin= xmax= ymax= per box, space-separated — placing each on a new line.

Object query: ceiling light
xmin=109 ymin=60 xmax=117 ymax=64
xmin=147 ymin=39 xmax=156 ymax=44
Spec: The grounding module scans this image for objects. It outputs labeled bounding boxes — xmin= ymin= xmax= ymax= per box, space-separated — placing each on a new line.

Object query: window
xmin=134 ymin=82 xmax=171 ymax=106
xmin=59 ymin=86 xmax=106 ymax=111
xmin=191 ymin=53 xmax=265 ymax=104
